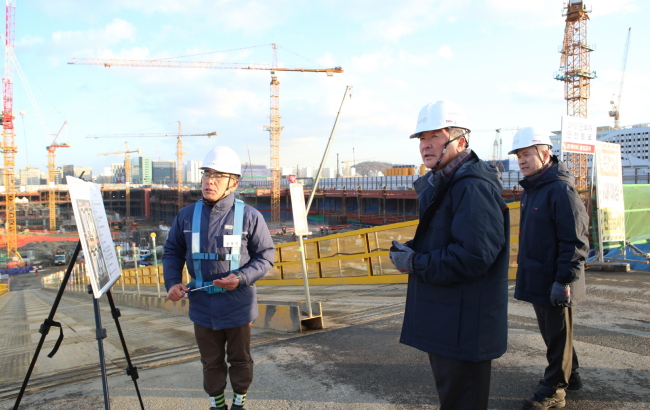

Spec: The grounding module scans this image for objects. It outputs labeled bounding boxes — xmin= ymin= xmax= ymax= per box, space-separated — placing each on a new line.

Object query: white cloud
xmin=53 ymin=18 xmax=136 ymax=46
xmin=437 ymin=45 xmax=453 ymax=59
xmin=17 ymin=35 xmax=44 ymax=47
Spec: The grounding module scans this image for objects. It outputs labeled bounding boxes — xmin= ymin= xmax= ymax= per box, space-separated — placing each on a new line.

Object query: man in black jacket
xmin=390 ymin=101 xmax=510 ymax=410
xmin=510 ymin=127 xmax=589 ymax=410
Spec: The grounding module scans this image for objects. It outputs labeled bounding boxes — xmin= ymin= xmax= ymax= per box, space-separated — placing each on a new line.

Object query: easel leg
xmin=12 ymin=241 xmax=82 ymax=410
xmin=106 ymin=290 xmax=145 ymax=409
xmin=90 ymin=284 xmax=111 ymax=410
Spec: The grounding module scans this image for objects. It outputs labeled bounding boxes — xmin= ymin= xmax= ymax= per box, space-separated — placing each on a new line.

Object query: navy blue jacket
xmin=163 ymin=193 xmax=275 ymax=330
xmin=400 ymin=149 xmax=510 ymax=362
xmin=514 ymin=158 xmax=589 ymax=307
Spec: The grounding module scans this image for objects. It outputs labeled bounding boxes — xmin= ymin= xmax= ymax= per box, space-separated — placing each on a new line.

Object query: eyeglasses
xmin=201 ymin=172 xmax=231 ymax=181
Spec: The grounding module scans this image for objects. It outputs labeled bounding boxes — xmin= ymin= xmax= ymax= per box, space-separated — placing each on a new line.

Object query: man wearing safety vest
xmin=164 ymin=146 xmax=275 ymax=410
xmin=389 ymin=101 xmax=510 ymax=409
xmin=510 ymin=128 xmax=589 ymax=410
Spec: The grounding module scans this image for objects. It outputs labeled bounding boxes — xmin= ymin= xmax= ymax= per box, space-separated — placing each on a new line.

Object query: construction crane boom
xmin=46 ymin=121 xmax=69 ymax=231
xmin=609 ymin=27 xmax=631 ymax=130
xmin=69 ymin=43 xmax=343 ymax=223
xmin=99 ymin=142 xmax=141 ymax=219
xmin=89 ymin=121 xmax=216 ymax=211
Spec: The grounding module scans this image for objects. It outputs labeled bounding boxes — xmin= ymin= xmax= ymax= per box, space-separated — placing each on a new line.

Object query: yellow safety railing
xmin=0 ymin=283 xmax=8 ymax=296
xmin=41 ymin=202 xmax=520 ymax=291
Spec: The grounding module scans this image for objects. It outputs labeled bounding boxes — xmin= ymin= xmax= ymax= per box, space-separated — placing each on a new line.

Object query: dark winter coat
xmin=163 ymin=193 xmax=275 ymax=330
xmin=514 ymin=158 xmax=589 ymax=307
xmin=400 ymin=149 xmax=510 ymax=362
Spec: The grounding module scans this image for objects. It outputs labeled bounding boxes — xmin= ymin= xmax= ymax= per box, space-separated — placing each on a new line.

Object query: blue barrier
xmin=0 ymin=266 xmax=35 ymax=275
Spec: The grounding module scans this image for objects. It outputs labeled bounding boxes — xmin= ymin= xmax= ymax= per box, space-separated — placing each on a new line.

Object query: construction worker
xmin=163 ymin=146 xmax=275 ymax=410
xmin=390 ymin=101 xmax=510 ymax=409
xmin=509 ymin=128 xmax=589 ymax=410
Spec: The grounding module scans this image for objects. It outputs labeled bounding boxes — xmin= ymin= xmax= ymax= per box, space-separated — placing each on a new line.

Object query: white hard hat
xmin=200 ymin=146 xmax=241 ymax=176
xmin=409 ymin=100 xmax=470 ymax=139
xmin=508 ymin=127 xmax=553 ymax=155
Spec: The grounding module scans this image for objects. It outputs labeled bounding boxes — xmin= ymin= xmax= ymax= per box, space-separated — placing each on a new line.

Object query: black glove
xmin=389 ymin=240 xmax=415 ymax=274
xmin=550 ymin=282 xmax=571 ymax=307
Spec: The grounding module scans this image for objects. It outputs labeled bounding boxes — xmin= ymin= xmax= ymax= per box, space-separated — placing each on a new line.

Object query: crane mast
xmin=554 ymin=0 xmax=596 ymax=195
xmin=1 ymin=0 xmax=17 ymax=259
xmin=99 ymin=142 xmax=141 ymax=219
xmin=47 ymin=121 xmax=69 ymax=231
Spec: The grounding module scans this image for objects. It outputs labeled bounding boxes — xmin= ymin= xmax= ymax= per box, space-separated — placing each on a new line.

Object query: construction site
xmin=0 ymin=0 xmax=648 ymax=271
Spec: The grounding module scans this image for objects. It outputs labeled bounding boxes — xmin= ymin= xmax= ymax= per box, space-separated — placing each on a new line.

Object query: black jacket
xmin=400 ymin=149 xmax=510 ymax=362
xmin=514 ymin=158 xmax=589 ymax=307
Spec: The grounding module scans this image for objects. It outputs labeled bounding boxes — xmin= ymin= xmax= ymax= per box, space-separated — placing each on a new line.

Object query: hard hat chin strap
xmin=534 ymin=145 xmax=548 ymax=166
xmin=431 ymin=131 xmax=468 ymax=173
xmin=211 ymin=175 xmax=239 ymax=202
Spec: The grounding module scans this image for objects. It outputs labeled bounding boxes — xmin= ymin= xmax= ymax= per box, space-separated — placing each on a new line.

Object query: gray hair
xmin=449 ymin=127 xmax=470 ymax=148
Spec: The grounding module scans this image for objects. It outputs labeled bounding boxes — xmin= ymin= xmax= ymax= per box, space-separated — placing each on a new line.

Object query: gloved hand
xmin=389 ymin=240 xmax=415 ymax=274
xmin=550 ymin=282 xmax=571 ymax=307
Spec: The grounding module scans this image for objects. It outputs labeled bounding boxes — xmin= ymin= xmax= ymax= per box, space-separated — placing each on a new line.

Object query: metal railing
xmin=41 ymin=202 xmax=521 ymax=294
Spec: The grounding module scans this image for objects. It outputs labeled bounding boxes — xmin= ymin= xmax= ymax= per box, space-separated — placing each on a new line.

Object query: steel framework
xmin=1 ymin=0 xmax=17 ymax=259
xmin=554 ymin=0 xmax=596 ymax=193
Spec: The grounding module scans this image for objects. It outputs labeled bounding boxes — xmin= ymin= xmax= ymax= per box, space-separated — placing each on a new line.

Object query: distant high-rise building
xmin=132 ymin=156 xmax=153 ymax=185
xmin=62 ymin=165 xmax=75 ymax=183
xmin=240 ymin=164 xmax=270 ymax=182
xmin=185 ymin=160 xmax=202 ymax=183
xmin=152 ymin=160 xmax=176 ymax=184
xmin=111 ymin=163 xmax=125 ymax=183
xmin=19 ymin=167 xmax=40 ymax=186
xmin=75 ymin=167 xmax=93 ymax=182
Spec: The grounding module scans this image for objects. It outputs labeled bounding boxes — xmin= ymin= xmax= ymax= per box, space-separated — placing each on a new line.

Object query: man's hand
xmin=550 ymin=282 xmax=571 ymax=307
xmin=390 ymin=240 xmax=415 ymax=274
xmin=213 ymin=273 xmax=241 ymax=291
xmin=167 ymin=283 xmax=188 ymax=301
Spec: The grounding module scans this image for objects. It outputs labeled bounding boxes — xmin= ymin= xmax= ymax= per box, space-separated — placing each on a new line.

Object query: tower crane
xmin=46 ymin=121 xmax=70 ymax=231
xmin=89 ymin=121 xmax=216 ymax=211
xmin=554 ymin=0 xmax=596 ymax=196
xmin=475 ymin=128 xmax=520 ymax=170
xmin=609 ymin=27 xmax=631 ymax=130
xmin=0 ymin=0 xmax=18 ymax=259
xmin=69 ymin=43 xmax=344 ymax=223
xmin=99 ymin=142 xmax=141 ymax=219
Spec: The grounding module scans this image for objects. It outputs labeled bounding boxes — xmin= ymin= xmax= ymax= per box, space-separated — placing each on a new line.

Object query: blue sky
xmin=7 ymin=0 xmax=649 ymax=176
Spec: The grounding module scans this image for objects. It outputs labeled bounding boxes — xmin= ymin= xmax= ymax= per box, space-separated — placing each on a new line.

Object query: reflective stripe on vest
xmin=190 ymin=198 xmax=245 ymax=292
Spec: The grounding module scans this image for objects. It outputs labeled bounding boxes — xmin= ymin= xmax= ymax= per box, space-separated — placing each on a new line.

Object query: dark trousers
xmin=194 ymin=322 xmax=254 ymax=396
xmin=533 ymin=304 xmax=579 ymax=392
xmin=428 ymin=353 xmax=492 ymax=410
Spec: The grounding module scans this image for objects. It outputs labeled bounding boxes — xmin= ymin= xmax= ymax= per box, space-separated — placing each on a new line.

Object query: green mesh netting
xmin=624 ymin=184 xmax=650 ymax=244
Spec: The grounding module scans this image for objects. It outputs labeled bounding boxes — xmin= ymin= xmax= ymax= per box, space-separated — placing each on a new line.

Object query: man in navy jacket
xmin=390 ymin=101 xmax=510 ymax=410
xmin=164 ymin=146 xmax=275 ymax=410
xmin=510 ymin=128 xmax=589 ymax=410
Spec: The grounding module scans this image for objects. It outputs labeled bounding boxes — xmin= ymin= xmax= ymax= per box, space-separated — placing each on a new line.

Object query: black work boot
xmin=209 ymin=407 xmax=227 ymax=410
xmin=522 ymin=390 xmax=566 ymax=409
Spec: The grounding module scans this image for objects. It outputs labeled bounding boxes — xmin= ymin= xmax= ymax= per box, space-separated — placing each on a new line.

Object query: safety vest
xmin=190 ymin=198 xmax=244 ymax=293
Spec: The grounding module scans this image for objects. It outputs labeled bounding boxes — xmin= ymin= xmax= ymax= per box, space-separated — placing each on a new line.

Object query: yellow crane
xmin=99 ymin=142 xmax=141 ymax=219
xmin=69 ymin=43 xmax=344 ymax=223
xmin=89 ymin=121 xmax=216 ymax=211
xmin=46 ymin=121 xmax=70 ymax=231
xmin=554 ymin=0 xmax=596 ymax=196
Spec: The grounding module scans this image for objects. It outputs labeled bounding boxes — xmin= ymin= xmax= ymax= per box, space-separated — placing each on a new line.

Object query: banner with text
xmin=595 ymin=142 xmax=626 ymax=242
xmin=289 ymin=183 xmax=310 ymax=235
xmin=561 ymin=116 xmax=597 ymax=154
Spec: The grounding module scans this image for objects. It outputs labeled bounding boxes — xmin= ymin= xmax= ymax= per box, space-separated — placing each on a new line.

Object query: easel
xmin=12 ymin=241 xmax=145 ymax=410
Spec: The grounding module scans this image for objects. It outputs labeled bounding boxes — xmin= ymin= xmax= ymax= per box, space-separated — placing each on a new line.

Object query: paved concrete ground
xmin=0 ymin=269 xmax=649 ymax=409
